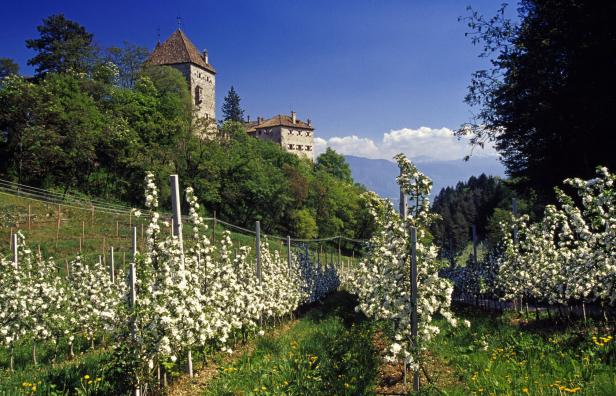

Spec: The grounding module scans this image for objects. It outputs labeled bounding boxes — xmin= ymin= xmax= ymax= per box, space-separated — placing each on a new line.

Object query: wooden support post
xmin=471 ymin=224 xmax=478 ymax=266
xmin=110 ymin=246 xmax=115 ymax=283
xmin=410 ymin=226 xmax=420 ymax=392
xmin=116 ymin=221 xmax=119 ymax=238
xmin=188 ymin=349 xmax=193 ymax=378
xmin=170 ymin=174 xmax=189 ymax=376
xmin=79 ymin=237 xmax=82 ymax=253
xmin=12 ymin=233 xmax=18 ymax=267
xmin=212 ymin=211 xmax=217 ymax=244
xmin=399 ymin=172 xmax=408 ymax=218
xmin=169 ymin=175 xmax=185 ymax=269
xmin=129 ymin=262 xmax=137 ymax=337
xmin=338 ymin=237 xmax=342 ymax=269
xmin=132 ymin=226 xmax=137 ymax=260
xmin=65 ymin=259 xmax=70 ymax=277
xmin=512 ymin=198 xmax=518 ymax=243
xmin=256 ymin=221 xmax=262 ymax=328
xmin=82 ymin=221 xmax=85 ymax=239
xmin=55 ymin=205 xmax=61 ymax=247
xmin=287 ymin=236 xmax=292 ymax=276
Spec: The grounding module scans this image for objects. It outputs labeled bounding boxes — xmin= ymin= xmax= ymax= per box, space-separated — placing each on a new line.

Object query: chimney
xmin=202 ymin=49 xmax=209 ymax=64
xmin=257 ymin=116 xmax=263 ymax=124
xmin=291 ymin=111 xmax=297 ymax=124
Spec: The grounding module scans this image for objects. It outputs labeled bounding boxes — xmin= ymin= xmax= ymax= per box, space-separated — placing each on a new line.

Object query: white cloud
xmin=316 ymin=126 xmax=498 ymax=162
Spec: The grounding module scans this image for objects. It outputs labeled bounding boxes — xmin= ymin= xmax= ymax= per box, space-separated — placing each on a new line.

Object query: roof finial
xmin=156 ymin=27 xmax=161 ymax=45
xmin=177 ymin=16 xmax=182 ymax=30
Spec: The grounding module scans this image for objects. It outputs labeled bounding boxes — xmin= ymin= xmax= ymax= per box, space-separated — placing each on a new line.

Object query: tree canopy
xmin=26 ymin=14 xmax=95 ymax=77
xmin=106 ymin=42 xmax=150 ymax=88
xmin=0 ymin=58 xmax=19 ymax=80
xmin=315 ymin=147 xmax=353 ymax=184
xmin=430 ymin=174 xmax=517 ymax=260
xmin=1 ymin=14 xmax=375 ymax=244
xmin=459 ymin=0 xmax=616 ymax=203
xmin=221 ymin=86 xmax=245 ymax=122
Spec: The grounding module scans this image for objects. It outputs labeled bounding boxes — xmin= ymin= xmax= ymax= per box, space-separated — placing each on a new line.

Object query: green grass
xmin=431 ymin=305 xmax=616 ymax=395
xmin=0 ymin=191 xmax=363 ymax=271
xmin=0 ymin=344 xmax=114 ymax=395
xmin=204 ymin=292 xmax=379 ymax=395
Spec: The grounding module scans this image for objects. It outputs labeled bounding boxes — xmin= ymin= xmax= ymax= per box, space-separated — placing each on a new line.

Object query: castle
xmin=245 ymin=112 xmax=315 ymax=161
xmin=146 ymin=29 xmax=216 ymax=120
xmin=146 ymin=30 xmax=315 ymax=161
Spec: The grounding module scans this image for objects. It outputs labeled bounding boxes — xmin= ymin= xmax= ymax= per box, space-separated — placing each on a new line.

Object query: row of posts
xmin=9 ymin=175 xmax=349 ymax=393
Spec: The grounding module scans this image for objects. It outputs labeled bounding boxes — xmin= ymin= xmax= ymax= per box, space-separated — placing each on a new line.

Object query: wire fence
xmin=0 ymin=178 xmax=368 ymax=266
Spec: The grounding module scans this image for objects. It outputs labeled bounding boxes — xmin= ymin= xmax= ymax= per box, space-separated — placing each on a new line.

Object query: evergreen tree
xmin=221 ymin=86 xmax=245 ymax=122
xmin=460 ymin=1 xmax=616 ymax=203
xmin=430 ymin=174 xmax=515 ymax=259
xmin=0 ymin=58 xmax=19 ymax=80
xmin=26 ymin=14 xmax=95 ymax=77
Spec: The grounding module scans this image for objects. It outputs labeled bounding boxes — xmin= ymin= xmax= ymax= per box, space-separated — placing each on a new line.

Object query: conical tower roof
xmin=146 ymin=29 xmax=215 ymax=74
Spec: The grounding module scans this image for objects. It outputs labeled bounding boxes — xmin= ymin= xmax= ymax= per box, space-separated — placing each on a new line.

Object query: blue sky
xmin=1 ymin=0 xmax=514 ymax=168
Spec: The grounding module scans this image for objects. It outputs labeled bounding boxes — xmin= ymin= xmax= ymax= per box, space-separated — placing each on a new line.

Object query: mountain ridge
xmin=345 ymin=155 xmax=506 ymax=201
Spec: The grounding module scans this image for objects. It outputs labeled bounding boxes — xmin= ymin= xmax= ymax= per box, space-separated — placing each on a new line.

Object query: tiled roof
xmin=146 ymin=29 xmax=216 ymax=74
xmin=245 ymin=115 xmax=314 ymax=132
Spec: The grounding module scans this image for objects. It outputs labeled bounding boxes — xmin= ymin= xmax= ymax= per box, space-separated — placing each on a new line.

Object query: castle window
xmin=195 ymin=85 xmax=203 ymax=105
xmin=306 ymin=145 xmax=312 ymax=151
xmin=307 ymin=132 xmax=311 ymax=137
xmin=288 ymin=144 xmax=294 ymax=150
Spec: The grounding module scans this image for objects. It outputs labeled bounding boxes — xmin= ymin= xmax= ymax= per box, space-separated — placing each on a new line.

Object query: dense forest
xmin=430 ymin=174 xmax=516 ymax=260
xmin=0 ymin=15 xmax=373 ymax=241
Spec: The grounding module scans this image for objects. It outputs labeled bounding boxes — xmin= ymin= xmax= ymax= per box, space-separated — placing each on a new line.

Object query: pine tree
xmin=26 ymin=14 xmax=95 ymax=77
xmin=0 ymin=58 xmax=19 ymax=80
xmin=221 ymin=86 xmax=245 ymax=122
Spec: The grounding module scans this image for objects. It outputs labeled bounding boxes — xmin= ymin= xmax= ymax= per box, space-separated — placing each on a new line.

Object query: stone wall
xmin=168 ymin=63 xmax=216 ymax=120
xmin=189 ymin=64 xmax=216 ymax=120
xmin=281 ymin=127 xmax=314 ymax=161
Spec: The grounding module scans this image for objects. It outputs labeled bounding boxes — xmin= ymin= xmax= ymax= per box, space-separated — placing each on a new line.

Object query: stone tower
xmin=146 ymin=29 xmax=216 ymax=120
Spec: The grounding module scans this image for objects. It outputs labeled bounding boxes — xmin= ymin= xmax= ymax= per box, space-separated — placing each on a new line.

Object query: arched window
xmin=195 ymin=85 xmax=203 ymax=105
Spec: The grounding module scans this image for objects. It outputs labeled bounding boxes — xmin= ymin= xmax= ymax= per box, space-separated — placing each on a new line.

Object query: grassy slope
xmin=432 ymin=305 xmax=616 ymax=395
xmin=204 ymin=292 xmax=379 ymax=396
xmin=0 ymin=191 xmax=361 ymax=270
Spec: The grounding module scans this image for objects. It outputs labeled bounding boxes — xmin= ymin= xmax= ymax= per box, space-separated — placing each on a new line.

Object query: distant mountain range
xmin=345 ymin=155 xmax=506 ymax=201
